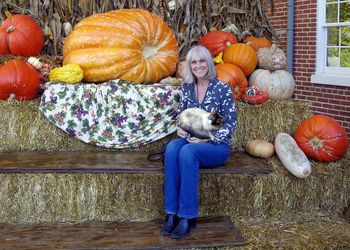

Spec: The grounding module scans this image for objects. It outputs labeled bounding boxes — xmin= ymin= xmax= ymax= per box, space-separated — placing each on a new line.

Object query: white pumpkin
xmin=248 ymin=69 xmax=295 ymax=100
xmin=274 ymin=132 xmax=312 ymax=178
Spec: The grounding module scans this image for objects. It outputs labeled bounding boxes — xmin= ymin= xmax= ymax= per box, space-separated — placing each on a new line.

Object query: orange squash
xmin=223 ymin=43 xmax=257 ymax=76
xmin=216 ymin=63 xmax=248 ymax=100
xmin=244 ymin=36 xmax=272 ymax=51
xmin=63 ymin=9 xmax=179 ymax=83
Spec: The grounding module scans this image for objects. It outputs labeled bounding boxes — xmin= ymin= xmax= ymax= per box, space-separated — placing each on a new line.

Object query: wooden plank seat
xmin=0 ymin=151 xmax=273 ymax=174
xmin=0 ymin=216 xmax=246 ymax=249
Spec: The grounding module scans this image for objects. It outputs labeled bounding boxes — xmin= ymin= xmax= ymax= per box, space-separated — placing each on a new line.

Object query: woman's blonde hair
xmin=182 ymin=45 xmax=217 ymax=83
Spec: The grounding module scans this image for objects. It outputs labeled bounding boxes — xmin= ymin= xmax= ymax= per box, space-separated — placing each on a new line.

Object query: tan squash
xmin=245 ymin=139 xmax=275 ymax=158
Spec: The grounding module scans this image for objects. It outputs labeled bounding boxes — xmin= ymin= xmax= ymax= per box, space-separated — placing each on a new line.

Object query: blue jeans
xmin=163 ymin=138 xmax=230 ymax=218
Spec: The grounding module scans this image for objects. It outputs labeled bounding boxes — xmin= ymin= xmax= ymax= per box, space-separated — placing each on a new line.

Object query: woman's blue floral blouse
xmin=178 ymin=78 xmax=237 ymax=145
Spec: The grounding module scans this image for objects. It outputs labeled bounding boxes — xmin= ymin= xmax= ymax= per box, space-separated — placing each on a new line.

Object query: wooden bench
xmin=0 ymin=151 xmax=274 ymax=174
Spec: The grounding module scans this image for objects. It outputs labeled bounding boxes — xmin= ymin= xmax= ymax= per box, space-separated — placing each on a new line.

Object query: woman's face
xmin=190 ymin=52 xmax=209 ymax=79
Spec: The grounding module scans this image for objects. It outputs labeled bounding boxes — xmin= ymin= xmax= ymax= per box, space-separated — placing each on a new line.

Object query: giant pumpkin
xmin=294 ymin=115 xmax=349 ymax=162
xmin=0 ymin=59 xmax=40 ymax=100
xmin=63 ymin=9 xmax=179 ymax=83
xmin=0 ymin=14 xmax=44 ymax=56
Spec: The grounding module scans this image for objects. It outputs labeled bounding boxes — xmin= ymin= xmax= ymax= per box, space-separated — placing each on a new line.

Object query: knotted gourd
xmin=63 ymin=9 xmax=179 ymax=84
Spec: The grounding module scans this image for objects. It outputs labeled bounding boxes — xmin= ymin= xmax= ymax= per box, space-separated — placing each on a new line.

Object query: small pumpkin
xmin=245 ymin=139 xmax=275 ymax=158
xmin=241 ymin=86 xmax=269 ymax=104
xmin=0 ymin=14 xmax=44 ymax=56
xmin=294 ymin=115 xmax=349 ymax=162
xmin=0 ymin=59 xmax=40 ymax=100
xmin=223 ymin=43 xmax=257 ymax=76
xmin=244 ymin=35 xmax=272 ymax=51
xmin=63 ymin=9 xmax=179 ymax=83
xmin=248 ymin=69 xmax=295 ymax=100
xmin=257 ymin=44 xmax=287 ymax=71
xmin=198 ymin=30 xmax=238 ymax=56
xmin=216 ymin=63 xmax=248 ymax=100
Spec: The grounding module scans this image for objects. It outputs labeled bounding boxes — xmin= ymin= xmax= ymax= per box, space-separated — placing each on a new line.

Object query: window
xmin=312 ymin=0 xmax=350 ymax=86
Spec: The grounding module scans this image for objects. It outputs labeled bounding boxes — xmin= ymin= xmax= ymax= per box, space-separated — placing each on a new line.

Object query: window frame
xmin=311 ymin=0 xmax=350 ymax=87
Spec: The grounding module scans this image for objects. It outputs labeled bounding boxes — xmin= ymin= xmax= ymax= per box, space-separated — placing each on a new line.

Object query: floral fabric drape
xmin=40 ymin=80 xmax=181 ymax=148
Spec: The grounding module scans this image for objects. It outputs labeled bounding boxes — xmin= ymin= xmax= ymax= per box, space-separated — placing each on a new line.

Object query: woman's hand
xmin=187 ymin=137 xmax=209 ymax=143
xmin=177 ymin=127 xmax=190 ymax=138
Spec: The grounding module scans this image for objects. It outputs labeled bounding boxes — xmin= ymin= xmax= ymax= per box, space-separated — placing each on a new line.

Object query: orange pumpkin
xmin=0 ymin=14 xmax=44 ymax=56
xmin=223 ymin=43 xmax=257 ymax=76
xmin=63 ymin=9 xmax=179 ymax=83
xmin=0 ymin=59 xmax=40 ymax=100
xmin=197 ymin=30 xmax=238 ymax=56
xmin=216 ymin=63 xmax=248 ymax=100
xmin=294 ymin=115 xmax=349 ymax=162
xmin=244 ymin=36 xmax=272 ymax=51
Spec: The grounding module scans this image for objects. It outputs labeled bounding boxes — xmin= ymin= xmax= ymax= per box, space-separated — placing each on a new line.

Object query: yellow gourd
xmin=49 ymin=64 xmax=84 ymax=84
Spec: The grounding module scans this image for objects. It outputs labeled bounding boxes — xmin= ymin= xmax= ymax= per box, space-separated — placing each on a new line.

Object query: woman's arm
xmin=210 ymin=83 xmax=238 ymax=144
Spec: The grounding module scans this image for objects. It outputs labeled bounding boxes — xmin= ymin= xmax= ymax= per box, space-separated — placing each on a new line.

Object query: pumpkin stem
xmin=6 ymin=25 xmax=16 ymax=33
xmin=309 ymin=136 xmax=324 ymax=150
xmin=142 ymin=45 xmax=157 ymax=59
xmin=7 ymin=93 xmax=16 ymax=102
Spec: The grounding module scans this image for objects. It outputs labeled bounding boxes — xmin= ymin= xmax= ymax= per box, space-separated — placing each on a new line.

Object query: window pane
xmin=340 ymin=48 xmax=350 ymax=67
xmin=327 ymin=27 xmax=339 ymax=46
xmin=326 ymin=3 xmax=338 ymax=23
xmin=341 ymin=26 xmax=350 ymax=46
xmin=340 ymin=2 xmax=350 ymax=23
xmin=327 ymin=48 xmax=340 ymax=66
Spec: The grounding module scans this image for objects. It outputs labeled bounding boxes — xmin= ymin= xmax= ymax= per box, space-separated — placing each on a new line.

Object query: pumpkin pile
xmin=0 ymin=13 xmax=44 ymax=101
xmin=198 ymin=28 xmax=298 ymax=103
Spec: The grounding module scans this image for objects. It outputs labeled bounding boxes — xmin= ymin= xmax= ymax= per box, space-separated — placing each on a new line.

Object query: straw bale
xmin=0 ymin=151 xmax=348 ymax=224
xmin=232 ymin=100 xmax=313 ymax=150
xmin=0 ymin=99 xmax=312 ymax=152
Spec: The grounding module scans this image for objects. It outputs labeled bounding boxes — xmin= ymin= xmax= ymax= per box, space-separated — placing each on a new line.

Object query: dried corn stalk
xmin=0 ymin=0 xmax=277 ymax=57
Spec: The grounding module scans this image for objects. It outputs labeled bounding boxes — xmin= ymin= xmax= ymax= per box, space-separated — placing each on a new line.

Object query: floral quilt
xmin=39 ymin=80 xmax=180 ymax=148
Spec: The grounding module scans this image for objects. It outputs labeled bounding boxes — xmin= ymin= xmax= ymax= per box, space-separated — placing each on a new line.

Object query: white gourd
xmin=274 ymin=132 xmax=312 ymax=178
xmin=249 ymin=69 xmax=295 ymax=100
xmin=257 ymin=44 xmax=287 ymax=71
xmin=27 ymin=57 xmax=42 ymax=70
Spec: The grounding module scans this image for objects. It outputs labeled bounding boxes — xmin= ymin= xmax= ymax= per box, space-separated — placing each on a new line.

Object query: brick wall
xmin=266 ymin=0 xmax=350 ymax=137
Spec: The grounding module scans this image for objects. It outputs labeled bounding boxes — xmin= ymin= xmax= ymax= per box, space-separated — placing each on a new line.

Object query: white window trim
xmin=311 ymin=0 xmax=350 ymax=87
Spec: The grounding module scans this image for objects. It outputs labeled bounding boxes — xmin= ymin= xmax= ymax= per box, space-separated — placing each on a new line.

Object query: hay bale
xmin=0 ymin=99 xmax=313 ymax=152
xmin=0 ymin=151 xmax=348 ymax=224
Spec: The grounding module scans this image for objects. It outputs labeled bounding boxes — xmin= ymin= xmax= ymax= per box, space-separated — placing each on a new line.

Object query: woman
xmin=161 ymin=45 xmax=238 ymax=239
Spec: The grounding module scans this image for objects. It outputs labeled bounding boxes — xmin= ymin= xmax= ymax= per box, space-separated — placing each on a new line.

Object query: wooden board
xmin=0 ymin=216 xmax=246 ymax=249
xmin=0 ymin=151 xmax=273 ymax=174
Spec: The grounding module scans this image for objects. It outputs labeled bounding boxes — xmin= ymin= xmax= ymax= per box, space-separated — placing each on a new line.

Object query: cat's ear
xmin=210 ymin=107 xmax=216 ymax=115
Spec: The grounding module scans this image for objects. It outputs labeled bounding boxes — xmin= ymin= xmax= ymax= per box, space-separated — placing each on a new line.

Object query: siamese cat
xmin=178 ymin=107 xmax=224 ymax=139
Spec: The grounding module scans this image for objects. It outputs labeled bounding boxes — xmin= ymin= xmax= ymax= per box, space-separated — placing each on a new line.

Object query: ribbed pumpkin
xmin=249 ymin=69 xmax=295 ymax=100
xmin=0 ymin=14 xmax=44 ymax=56
xmin=294 ymin=115 xmax=349 ymax=162
xmin=0 ymin=59 xmax=40 ymax=100
xmin=223 ymin=43 xmax=257 ymax=76
xmin=197 ymin=30 xmax=238 ymax=56
xmin=63 ymin=9 xmax=179 ymax=83
xmin=216 ymin=63 xmax=248 ymax=100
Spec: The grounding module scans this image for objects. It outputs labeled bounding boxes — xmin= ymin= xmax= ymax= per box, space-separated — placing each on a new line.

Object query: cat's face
xmin=208 ymin=109 xmax=225 ymax=129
